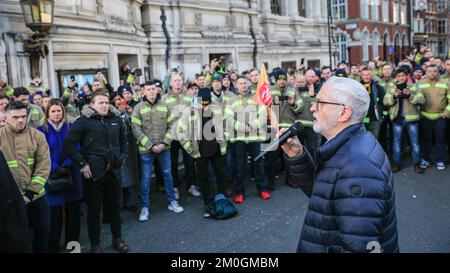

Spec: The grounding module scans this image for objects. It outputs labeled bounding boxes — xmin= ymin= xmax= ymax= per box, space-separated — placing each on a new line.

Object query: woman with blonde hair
xmin=38 ymin=99 xmax=83 ymax=253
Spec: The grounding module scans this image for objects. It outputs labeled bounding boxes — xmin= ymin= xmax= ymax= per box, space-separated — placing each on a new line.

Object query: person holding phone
xmin=383 ymin=68 xmax=425 ymax=174
xmin=269 ymin=69 xmax=303 ymax=190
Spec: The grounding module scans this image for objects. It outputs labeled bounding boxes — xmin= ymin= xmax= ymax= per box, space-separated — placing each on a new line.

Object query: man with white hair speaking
xmin=280 ymin=76 xmax=399 ymax=253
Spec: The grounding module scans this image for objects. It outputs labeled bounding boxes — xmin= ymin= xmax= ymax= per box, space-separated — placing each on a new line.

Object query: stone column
xmin=0 ymin=36 xmax=8 ymax=82
xmin=260 ymin=0 xmax=271 ymax=15
xmin=288 ymin=0 xmax=299 ymax=17
xmin=306 ymin=0 xmax=314 ymax=18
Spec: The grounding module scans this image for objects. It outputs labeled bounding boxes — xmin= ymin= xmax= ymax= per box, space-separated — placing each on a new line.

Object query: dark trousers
xmin=196 ymin=153 xmax=227 ymax=206
xmin=232 ymin=141 xmax=267 ymax=195
xmin=170 ymin=141 xmax=196 ymax=188
xmin=27 ymin=196 xmax=50 ymax=253
xmin=47 ymin=201 xmax=81 ymax=253
xmin=264 ymin=147 xmax=282 ymax=183
xmin=84 ymin=171 xmax=122 ymax=246
xmin=154 ymin=158 xmax=164 ymax=189
xmin=421 ymin=118 xmax=447 ymax=163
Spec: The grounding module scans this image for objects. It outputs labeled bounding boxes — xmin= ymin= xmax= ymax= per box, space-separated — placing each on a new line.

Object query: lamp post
xmin=20 ymin=0 xmax=55 ymax=78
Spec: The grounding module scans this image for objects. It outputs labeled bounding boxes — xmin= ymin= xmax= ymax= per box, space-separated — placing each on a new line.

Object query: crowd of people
xmin=0 ymin=46 xmax=449 ymax=253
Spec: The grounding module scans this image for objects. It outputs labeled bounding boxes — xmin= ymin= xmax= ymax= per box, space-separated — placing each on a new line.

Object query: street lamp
xmin=20 ymin=0 xmax=55 ymax=78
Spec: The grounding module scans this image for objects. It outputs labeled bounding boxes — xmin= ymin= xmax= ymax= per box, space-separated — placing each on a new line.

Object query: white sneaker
xmin=188 ymin=185 xmax=201 ymax=197
xmin=173 ymin=187 xmax=180 ymax=200
xmin=436 ymin=162 xmax=447 ymax=171
xmin=168 ymin=200 xmax=184 ymax=214
xmin=138 ymin=207 xmax=149 ymax=222
xmin=420 ymin=159 xmax=430 ymax=169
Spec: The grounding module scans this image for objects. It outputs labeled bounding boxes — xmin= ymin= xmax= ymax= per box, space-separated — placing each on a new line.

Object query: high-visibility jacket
xmin=378 ymin=77 xmax=395 ymax=90
xmin=442 ymin=73 xmax=449 ymax=82
xmin=416 ymin=77 xmax=450 ymax=120
xmin=27 ymin=104 xmax=45 ymax=128
xmin=0 ymin=124 xmax=51 ymax=201
xmin=294 ymin=91 xmax=315 ymax=128
xmin=225 ymin=90 xmax=268 ymax=143
xmin=163 ymin=91 xmax=193 ymax=141
xmin=27 ymin=84 xmax=49 ymax=94
xmin=270 ymin=86 xmax=303 ymax=129
xmin=1 ymin=82 xmax=15 ymax=98
xmin=383 ymin=82 xmax=425 ymax=122
xmin=175 ymin=105 xmax=227 ymax=159
xmin=131 ymin=99 xmax=173 ymax=154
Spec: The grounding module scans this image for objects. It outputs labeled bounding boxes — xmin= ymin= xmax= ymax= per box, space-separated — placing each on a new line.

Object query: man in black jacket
xmin=360 ymin=67 xmax=385 ymax=139
xmin=0 ymin=150 xmax=32 ymax=253
xmin=280 ymin=76 xmax=398 ymax=253
xmin=63 ymin=91 xmax=129 ymax=253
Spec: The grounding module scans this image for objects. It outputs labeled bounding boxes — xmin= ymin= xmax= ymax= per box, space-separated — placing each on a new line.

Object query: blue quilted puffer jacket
xmin=285 ymin=123 xmax=399 ymax=253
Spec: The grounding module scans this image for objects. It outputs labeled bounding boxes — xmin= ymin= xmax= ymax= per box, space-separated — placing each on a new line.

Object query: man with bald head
xmin=281 ymin=76 xmax=399 ymax=253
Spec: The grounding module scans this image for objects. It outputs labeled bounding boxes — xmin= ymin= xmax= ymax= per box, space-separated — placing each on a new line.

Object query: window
xmin=373 ymin=33 xmax=380 ymax=57
xmin=271 ymin=0 xmax=282 ymax=15
xmin=400 ymin=1 xmax=407 ymax=24
xmin=382 ymin=0 xmax=389 ymax=22
xmin=298 ymin=0 xmax=306 ymax=17
xmin=438 ymin=20 xmax=446 ymax=33
xmin=437 ymin=0 xmax=445 ymax=12
xmin=370 ymin=0 xmax=379 ymax=21
xmin=362 ymin=32 xmax=370 ymax=61
xmin=331 ymin=0 xmax=347 ymax=20
xmin=335 ymin=33 xmax=348 ymax=63
xmin=361 ymin=0 xmax=369 ymax=19
xmin=393 ymin=1 xmax=399 ymax=24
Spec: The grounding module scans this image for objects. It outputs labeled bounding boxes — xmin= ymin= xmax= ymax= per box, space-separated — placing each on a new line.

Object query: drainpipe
xmin=160 ymin=6 xmax=171 ymax=71
xmin=247 ymin=0 xmax=257 ymax=68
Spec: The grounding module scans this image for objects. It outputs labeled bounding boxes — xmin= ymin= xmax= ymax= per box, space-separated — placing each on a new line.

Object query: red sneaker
xmin=260 ymin=191 xmax=271 ymax=200
xmin=234 ymin=194 xmax=244 ymax=204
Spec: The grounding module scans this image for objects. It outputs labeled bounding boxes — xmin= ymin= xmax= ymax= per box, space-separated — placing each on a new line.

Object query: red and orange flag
xmin=253 ymin=64 xmax=278 ymax=131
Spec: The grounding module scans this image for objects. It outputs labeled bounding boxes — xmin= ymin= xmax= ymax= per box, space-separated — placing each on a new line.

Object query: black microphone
xmin=254 ymin=122 xmax=304 ymax=162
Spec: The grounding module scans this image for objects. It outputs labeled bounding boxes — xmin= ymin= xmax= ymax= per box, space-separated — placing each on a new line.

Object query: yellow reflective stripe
xmin=131 ymin=117 xmax=142 ymax=126
xmin=225 ymin=108 xmax=234 ymax=117
xmin=447 ymin=94 xmax=450 ymax=99
xmin=182 ymin=141 xmax=192 ymax=150
xmin=165 ymin=97 xmax=177 ymax=104
xmin=419 ymin=83 xmax=431 ymax=89
xmin=258 ymin=107 xmax=266 ymax=114
xmin=435 ymin=83 xmax=448 ymax=89
xmin=364 ymin=117 xmax=371 ymax=124
xmin=183 ymin=96 xmax=192 ymax=102
xmin=164 ymin=132 xmax=173 ymax=140
xmin=6 ymin=88 xmax=14 ymax=97
xmin=297 ymin=120 xmax=314 ymax=126
xmin=7 ymin=160 xmax=18 ymax=168
xmin=31 ymin=109 xmax=40 ymax=115
xmin=141 ymin=136 xmax=150 ymax=146
xmin=234 ymin=121 xmax=244 ymax=131
xmin=295 ymin=98 xmax=304 ymax=105
xmin=193 ymin=152 xmax=201 ymax=158
xmin=410 ymin=86 xmax=416 ymax=91
xmin=446 ymin=105 xmax=450 ymax=111
xmin=27 ymin=158 xmax=35 ymax=166
xmin=39 ymin=188 xmax=46 ymax=195
xmin=279 ymin=123 xmax=292 ymax=128
xmin=167 ymin=115 xmax=175 ymax=123
xmin=179 ymin=122 xmax=187 ymax=130
xmin=223 ymin=96 xmax=230 ymax=102
xmin=156 ymin=106 xmax=168 ymax=112
xmin=140 ymin=107 xmax=152 ymax=115
xmin=421 ymin=112 xmax=442 ymax=120
xmin=126 ymin=74 xmax=135 ymax=83
xmin=31 ymin=176 xmax=46 ymax=186
xmin=220 ymin=145 xmax=227 ymax=154
xmin=63 ymin=89 xmax=72 ymax=97
xmin=232 ymin=100 xmax=243 ymax=107
xmin=138 ymin=145 xmax=148 ymax=152
xmin=189 ymin=115 xmax=198 ymax=122
xmin=404 ymin=115 xmax=420 ymax=122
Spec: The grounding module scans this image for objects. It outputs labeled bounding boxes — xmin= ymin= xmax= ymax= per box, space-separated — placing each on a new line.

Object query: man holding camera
xmin=269 ymin=69 xmax=303 ymax=190
xmin=384 ymin=68 xmax=425 ymax=174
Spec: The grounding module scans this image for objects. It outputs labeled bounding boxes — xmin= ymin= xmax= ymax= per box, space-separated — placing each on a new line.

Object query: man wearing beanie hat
xmin=334 ymin=69 xmax=348 ymax=78
xmin=209 ymin=73 xmax=236 ymax=196
xmin=413 ymin=65 xmax=424 ymax=83
xmin=175 ymin=88 xmax=230 ymax=216
xmin=118 ymin=85 xmax=138 ymax=109
xmin=269 ymin=68 xmax=303 ymax=190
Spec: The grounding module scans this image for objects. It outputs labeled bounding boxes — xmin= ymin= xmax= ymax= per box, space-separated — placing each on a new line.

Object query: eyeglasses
xmin=310 ymin=99 xmax=345 ymax=110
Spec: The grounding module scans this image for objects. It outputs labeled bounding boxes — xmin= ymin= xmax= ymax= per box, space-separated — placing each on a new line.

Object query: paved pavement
xmin=76 ymin=161 xmax=450 ymax=253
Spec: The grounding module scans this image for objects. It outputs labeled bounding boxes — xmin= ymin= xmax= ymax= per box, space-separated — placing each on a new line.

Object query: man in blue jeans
xmin=131 ymin=81 xmax=184 ymax=222
xmin=383 ymin=67 xmax=425 ymax=173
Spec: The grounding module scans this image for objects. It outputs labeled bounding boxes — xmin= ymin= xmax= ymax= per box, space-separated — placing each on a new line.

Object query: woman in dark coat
xmin=38 ymin=99 xmax=83 ymax=253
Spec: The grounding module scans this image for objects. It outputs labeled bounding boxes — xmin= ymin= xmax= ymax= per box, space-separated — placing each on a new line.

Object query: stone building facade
xmin=0 ymin=0 xmax=330 ymax=97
